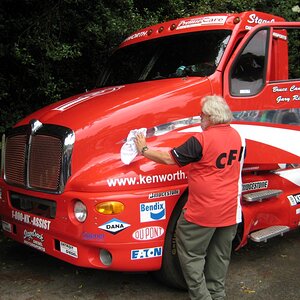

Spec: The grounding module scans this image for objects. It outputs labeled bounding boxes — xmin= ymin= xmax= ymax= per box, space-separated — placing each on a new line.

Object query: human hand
xmin=135 ymin=133 xmax=147 ymax=154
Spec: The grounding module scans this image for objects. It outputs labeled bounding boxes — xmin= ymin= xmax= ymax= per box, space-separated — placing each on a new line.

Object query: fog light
xmin=100 ymin=249 xmax=112 ymax=266
xmin=95 ymin=201 xmax=124 ymax=215
xmin=74 ymin=200 xmax=87 ymax=222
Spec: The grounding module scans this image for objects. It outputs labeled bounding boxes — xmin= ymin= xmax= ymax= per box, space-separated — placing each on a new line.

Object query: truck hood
xmin=19 ymin=78 xmax=207 ymax=132
xmin=17 ymin=78 xmax=212 ymax=192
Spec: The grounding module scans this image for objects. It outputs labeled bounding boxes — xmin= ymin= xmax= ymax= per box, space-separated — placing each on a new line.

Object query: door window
xmin=230 ymin=29 xmax=268 ymax=96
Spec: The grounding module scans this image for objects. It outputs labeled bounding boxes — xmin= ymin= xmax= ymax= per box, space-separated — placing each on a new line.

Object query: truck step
xmin=250 ymin=225 xmax=290 ymax=243
xmin=243 ymin=189 xmax=282 ymax=202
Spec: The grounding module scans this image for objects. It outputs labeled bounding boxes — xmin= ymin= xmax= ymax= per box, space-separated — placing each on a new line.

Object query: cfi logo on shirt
xmin=215 ymin=146 xmax=245 ymax=169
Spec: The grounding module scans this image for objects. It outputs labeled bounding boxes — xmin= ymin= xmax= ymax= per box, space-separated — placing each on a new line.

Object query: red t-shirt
xmin=170 ymin=124 xmax=246 ymax=227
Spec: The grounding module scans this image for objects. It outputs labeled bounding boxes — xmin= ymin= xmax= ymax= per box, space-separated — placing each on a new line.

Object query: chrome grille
xmin=29 ymin=135 xmax=62 ymax=191
xmin=5 ymin=134 xmax=27 ymax=186
xmin=4 ymin=122 xmax=74 ymax=194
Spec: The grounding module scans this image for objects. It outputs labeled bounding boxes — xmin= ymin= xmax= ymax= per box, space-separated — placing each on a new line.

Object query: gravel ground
xmin=0 ymin=229 xmax=300 ymax=300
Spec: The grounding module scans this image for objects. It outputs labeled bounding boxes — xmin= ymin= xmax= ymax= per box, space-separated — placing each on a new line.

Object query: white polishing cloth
xmin=121 ymin=128 xmax=147 ymax=165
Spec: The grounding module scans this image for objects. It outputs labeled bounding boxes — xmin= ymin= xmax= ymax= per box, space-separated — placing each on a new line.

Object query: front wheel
xmin=153 ymin=192 xmax=188 ymax=289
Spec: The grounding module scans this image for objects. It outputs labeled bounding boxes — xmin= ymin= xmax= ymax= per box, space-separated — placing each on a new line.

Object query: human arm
xmin=135 ymin=134 xmax=175 ymax=165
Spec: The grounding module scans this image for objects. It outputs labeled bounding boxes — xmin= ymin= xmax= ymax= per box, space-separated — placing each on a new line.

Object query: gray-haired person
xmin=135 ymin=95 xmax=246 ymax=300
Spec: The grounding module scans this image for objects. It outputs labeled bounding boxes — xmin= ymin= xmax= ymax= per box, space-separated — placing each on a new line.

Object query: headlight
xmin=74 ymin=200 xmax=87 ymax=222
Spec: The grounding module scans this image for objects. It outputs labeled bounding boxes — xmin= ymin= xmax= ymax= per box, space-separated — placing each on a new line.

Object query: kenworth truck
xmin=1 ymin=11 xmax=300 ymax=288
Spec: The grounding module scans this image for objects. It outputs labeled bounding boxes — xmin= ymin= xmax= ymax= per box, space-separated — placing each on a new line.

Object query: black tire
xmin=152 ymin=191 xmax=188 ymax=290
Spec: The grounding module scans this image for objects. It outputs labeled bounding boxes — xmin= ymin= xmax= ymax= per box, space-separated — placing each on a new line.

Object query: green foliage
xmin=0 ymin=0 xmax=299 ymax=135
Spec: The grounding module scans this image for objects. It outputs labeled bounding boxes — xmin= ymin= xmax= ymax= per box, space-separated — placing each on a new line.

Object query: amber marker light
xmin=96 ymin=201 xmax=124 ymax=215
xmin=158 ymin=26 xmax=164 ymax=33
xmin=233 ymin=17 xmax=240 ymax=24
xmin=170 ymin=23 xmax=177 ymax=30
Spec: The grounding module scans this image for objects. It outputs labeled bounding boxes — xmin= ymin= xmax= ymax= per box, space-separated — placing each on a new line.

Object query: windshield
xmin=99 ymin=30 xmax=231 ymax=87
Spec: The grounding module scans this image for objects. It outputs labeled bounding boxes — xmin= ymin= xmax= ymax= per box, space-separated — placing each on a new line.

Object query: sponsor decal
xmin=272 ymin=32 xmax=287 ymax=40
xmin=106 ymin=170 xmax=187 ymax=187
xmin=296 ymin=208 xmax=300 ymax=215
xmin=98 ymin=218 xmax=130 ymax=234
xmin=132 ymin=226 xmax=164 ymax=241
xmin=82 ymin=232 xmax=105 ymax=240
xmin=124 ymin=31 xmax=148 ymax=42
xmin=60 ymin=241 xmax=78 ymax=258
xmin=242 ymin=180 xmax=268 ymax=192
xmin=1 ymin=221 xmax=12 ymax=233
xmin=24 ymin=229 xmax=44 ymax=242
xmin=12 ymin=210 xmax=51 ymax=230
xmin=287 ymin=194 xmax=300 ymax=206
xmin=131 ymin=246 xmax=163 ymax=260
xmin=140 ymin=201 xmax=166 ymax=223
xmin=23 ymin=229 xmax=45 ymax=252
xmin=148 ymin=189 xmax=180 ymax=199
xmin=177 ymin=16 xmax=227 ymax=29
xmin=245 ymin=13 xmax=276 ymax=30
xmin=247 ymin=13 xmax=275 ymax=25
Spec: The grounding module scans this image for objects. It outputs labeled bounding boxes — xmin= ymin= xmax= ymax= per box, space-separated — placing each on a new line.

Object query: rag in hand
xmin=121 ymin=128 xmax=147 ymax=165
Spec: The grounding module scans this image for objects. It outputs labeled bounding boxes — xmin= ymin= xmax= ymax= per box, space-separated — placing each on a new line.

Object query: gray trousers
xmin=176 ymin=211 xmax=238 ymax=300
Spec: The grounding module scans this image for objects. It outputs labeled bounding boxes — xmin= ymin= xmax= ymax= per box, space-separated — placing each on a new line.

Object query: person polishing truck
xmin=1 ymin=10 xmax=300 ymax=292
xmin=135 ymin=95 xmax=246 ymax=300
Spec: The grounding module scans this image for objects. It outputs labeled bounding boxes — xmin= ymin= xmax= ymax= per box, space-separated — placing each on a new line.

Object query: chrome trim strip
xmin=147 ymin=116 xmax=201 ymax=137
xmin=146 ymin=108 xmax=300 ymax=138
xmin=26 ymin=120 xmax=41 ymax=188
xmin=30 ymin=119 xmax=43 ymax=134
xmin=60 ymin=131 xmax=75 ymax=192
xmin=1 ymin=134 xmax=5 ymax=175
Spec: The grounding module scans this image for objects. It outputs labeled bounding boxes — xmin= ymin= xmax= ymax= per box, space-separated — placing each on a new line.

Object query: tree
xmin=0 ymin=0 xmax=299 ymax=135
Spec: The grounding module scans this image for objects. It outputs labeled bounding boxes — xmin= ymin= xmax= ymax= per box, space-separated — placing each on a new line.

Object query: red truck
xmin=1 ymin=10 xmax=300 ymax=288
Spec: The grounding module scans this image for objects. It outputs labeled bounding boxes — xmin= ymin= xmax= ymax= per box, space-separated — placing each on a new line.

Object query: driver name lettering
xmin=290 ymin=85 xmax=300 ymax=92
xmin=273 ymin=86 xmax=288 ymax=93
xmin=293 ymin=95 xmax=300 ymax=101
xmin=276 ymin=96 xmax=290 ymax=103
xmin=272 ymin=85 xmax=300 ymax=93
xmin=276 ymin=95 xmax=300 ymax=103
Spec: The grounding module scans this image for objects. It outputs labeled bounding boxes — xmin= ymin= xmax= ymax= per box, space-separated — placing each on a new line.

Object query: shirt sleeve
xmin=170 ymin=136 xmax=203 ymax=167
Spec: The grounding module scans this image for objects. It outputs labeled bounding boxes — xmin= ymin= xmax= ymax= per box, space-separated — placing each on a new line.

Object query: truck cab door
xmin=223 ymin=23 xmax=300 ymax=165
